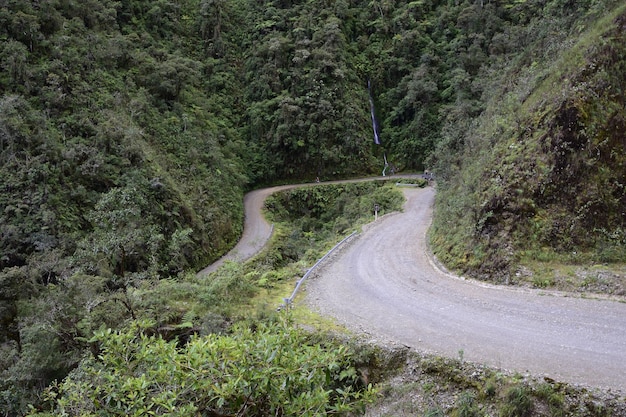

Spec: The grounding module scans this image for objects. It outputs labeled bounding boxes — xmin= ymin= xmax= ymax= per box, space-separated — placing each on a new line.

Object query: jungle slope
xmin=430 ymin=3 xmax=626 ymax=285
xmin=2 ymin=0 xmax=626 ymax=414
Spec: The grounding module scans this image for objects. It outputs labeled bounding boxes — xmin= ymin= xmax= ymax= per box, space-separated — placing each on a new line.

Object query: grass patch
xmin=515 ymin=256 xmax=626 ymax=296
xmin=500 ymin=384 xmax=533 ymax=417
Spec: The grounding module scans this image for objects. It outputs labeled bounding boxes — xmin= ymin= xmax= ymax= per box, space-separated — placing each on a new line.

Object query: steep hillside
xmin=0 ymin=1 xmax=253 ymax=412
xmin=1 ymin=0 xmax=626 ymax=414
xmin=4 ymin=0 xmax=620 ymax=287
xmin=0 ymin=0 xmax=252 ymax=278
xmin=430 ymin=1 xmax=626 ymax=284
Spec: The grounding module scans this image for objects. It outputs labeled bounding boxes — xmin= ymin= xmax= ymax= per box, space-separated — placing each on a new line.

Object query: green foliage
xmin=0 ymin=0 xmax=248 ymax=279
xmin=430 ymin=0 xmax=626 ymax=280
xmin=452 ymin=391 xmax=480 ymax=417
xmin=483 ymin=377 xmax=498 ymax=398
xmin=0 ymin=1 xmax=250 ymax=410
xmin=266 ymin=181 xmax=404 ymax=229
xmin=0 ymin=273 xmax=112 ymax=415
xmin=263 ymin=182 xmax=404 ymax=266
xmin=534 ymin=383 xmax=565 ymax=417
xmin=3 ymin=0 xmax=626 ymax=412
xmin=200 ymin=261 xmax=256 ymax=308
xmin=2 ymin=179 xmax=395 ymax=414
xmin=242 ymin=0 xmax=380 ymax=180
xmin=35 ymin=320 xmax=374 ymax=417
xmin=500 ymin=385 xmax=533 ymax=417
xmin=424 ymin=408 xmax=445 ymax=417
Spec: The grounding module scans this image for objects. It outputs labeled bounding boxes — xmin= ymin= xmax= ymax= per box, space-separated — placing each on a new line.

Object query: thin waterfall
xmin=367 ymin=79 xmax=381 ymax=145
xmin=368 ymin=79 xmax=388 ymax=175
xmin=382 ymin=153 xmax=388 ymax=176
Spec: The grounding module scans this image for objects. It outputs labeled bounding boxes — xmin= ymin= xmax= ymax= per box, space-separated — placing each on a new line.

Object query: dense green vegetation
xmin=2 ymin=180 xmax=401 ymax=415
xmin=265 ymin=181 xmax=406 ymax=241
xmin=35 ymin=320 xmax=374 ymax=416
xmin=1 ymin=0 xmax=625 ymax=414
xmin=430 ymin=1 xmax=626 ymax=281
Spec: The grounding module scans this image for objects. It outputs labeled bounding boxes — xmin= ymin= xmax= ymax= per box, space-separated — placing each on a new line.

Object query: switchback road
xmin=198 ymin=181 xmax=626 ymax=392
xmin=305 ymin=186 xmax=626 ymax=392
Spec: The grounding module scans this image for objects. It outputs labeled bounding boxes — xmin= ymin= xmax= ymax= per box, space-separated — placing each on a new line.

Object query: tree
xmin=74 ymin=183 xmax=163 ymax=279
xmin=0 ymin=40 xmax=29 ymax=89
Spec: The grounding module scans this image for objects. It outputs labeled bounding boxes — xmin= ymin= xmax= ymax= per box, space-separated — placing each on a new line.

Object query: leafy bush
xmin=35 ymin=320 xmax=374 ymax=417
xmin=262 ymin=181 xmax=404 ymax=267
xmin=266 ymin=181 xmax=404 ymax=231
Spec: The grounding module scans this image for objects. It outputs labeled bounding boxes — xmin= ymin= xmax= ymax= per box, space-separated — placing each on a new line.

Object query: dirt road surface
xmin=305 ymin=186 xmax=626 ymax=392
xmin=197 ymin=176 xmax=418 ymax=276
xmin=197 ymin=186 xmax=280 ymax=276
xmin=198 ymin=181 xmax=626 ymax=392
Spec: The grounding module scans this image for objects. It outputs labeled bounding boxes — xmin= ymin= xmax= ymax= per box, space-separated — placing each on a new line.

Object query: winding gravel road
xmin=306 ymin=186 xmax=626 ymax=392
xmin=198 ymin=181 xmax=626 ymax=392
xmin=197 ymin=176 xmax=417 ymax=276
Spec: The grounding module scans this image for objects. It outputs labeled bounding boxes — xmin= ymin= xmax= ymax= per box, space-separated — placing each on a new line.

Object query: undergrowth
xmin=430 ymin=2 xmax=626 ymax=286
xmin=364 ymin=350 xmax=626 ymax=417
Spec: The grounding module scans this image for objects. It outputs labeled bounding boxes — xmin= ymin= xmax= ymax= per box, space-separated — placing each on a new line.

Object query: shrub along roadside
xmin=263 ymin=181 xmax=406 ymax=261
xmin=32 ymin=319 xmax=375 ymax=417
